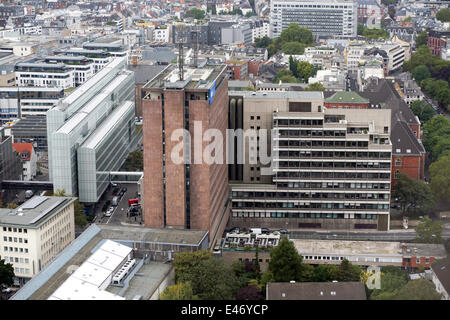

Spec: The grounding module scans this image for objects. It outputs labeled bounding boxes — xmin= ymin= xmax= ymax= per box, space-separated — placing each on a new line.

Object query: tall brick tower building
xmin=141 ymin=64 xmax=230 ymax=248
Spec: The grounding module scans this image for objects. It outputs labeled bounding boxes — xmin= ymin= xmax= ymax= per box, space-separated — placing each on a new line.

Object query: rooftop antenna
xmin=175 ymin=25 xmax=188 ymax=81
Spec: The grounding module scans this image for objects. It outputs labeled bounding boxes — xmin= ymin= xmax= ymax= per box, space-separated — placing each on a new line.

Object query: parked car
xmin=25 ymin=190 xmax=34 ymax=199
xmin=104 ymin=207 xmax=114 ymax=217
xmin=2 ymin=287 xmax=11 ymax=293
xmin=121 ymin=187 xmax=127 ymax=193
xmin=111 ymin=196 xmax=119 ymax=206
xmin=110 ymin=182 xmax=118 ymax=187
xmin=278 ymin=229 xmax=288 ymax=235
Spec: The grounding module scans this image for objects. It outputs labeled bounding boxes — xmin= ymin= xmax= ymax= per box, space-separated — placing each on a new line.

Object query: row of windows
xmin=3 ymin=256 xmax=29 ymax=264
xmin=275 ymin=172 xmax=391 ymax=180
xmin=3 ymin=236 xmax=28 ymax=243
xmin=3 ymin=247 xmax=29 ymax=254
xmin=233 ymin=192 xmax=388 ymax=200
xmin=233 ymin=201 xmax=389 ymax=210
xmin=232 ymin=211 xmax=379 ymax=219
xmin=277 ymin=161 xmax=390 ymax=169
xmin=275 ymin=150 xmax=391 ymax=159
xmin=2 ymin=227 xmax=28 ymax=233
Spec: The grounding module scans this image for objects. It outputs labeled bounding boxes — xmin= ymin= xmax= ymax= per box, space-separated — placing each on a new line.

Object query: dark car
xmin=119 ymin=191 xmax=125 ymax=198
xmin=121 ymin=187 xmax=127 ymax=193
xmin=261 ymin=228 xmax=270 ymax=234
xmin=278 ymin=229 xmax=288 ymax=235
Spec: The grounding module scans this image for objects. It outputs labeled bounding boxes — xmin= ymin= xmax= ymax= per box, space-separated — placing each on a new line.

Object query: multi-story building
xmin=14 ymin=62 xmax=75 ymax=90
xmin=251 ymin=20 xmax=270 ymax=43
xmin=10 ymin=116 xmax=48 ymax=152
xmin=0 ymin=126 xmax=22 ymax=191
xmin=12 ymin=142 xmax=37 ymax=181
xmin=357 ymin=0 xmax=382 ymax=29
xmin=141 ymin=64 xmax=230 ymax=248
xmin=0 ymin=87 xmax=64 ymax=123
xmin=428 ymin=29 xmax=450 ymax=57
xmin=402 ymin=79 xmax=424 ymax=105
xmin=228 ymin=91 xmax=392 ymax=231
xmin=221 ymin=24 xmax=253 ymax=46
xmin=0 ymin=195 xmax=76 ymax=285
xmin=43 ymin=56 xmax=94 ymax=87
xmin=82 ymin=42 xmax=128 ymax=59
xmin=270 ymin=0 xmax=358 ymax=38
xmin=55 ymin=48 xmax=113 ymax=73
xmin=430 ymin=256 xmax=450 ymax=300
xmin=47 ymin=58 xmax=138 ymax=203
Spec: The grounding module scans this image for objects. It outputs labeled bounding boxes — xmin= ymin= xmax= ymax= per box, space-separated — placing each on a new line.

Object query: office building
xmin=10 ymin=116 xmax=48 ymax=152
xmin=0 ymin=195 xmax=76 ymax=285
xmin=54 ymin=48 xmax=113 ymax=73
xmin=141 ymin=64 xmax=230 ymax=248
xmin=270 ymin=0 xmax=358 ymax=38
xmin=228 ymin=91 xmax=392 ymax=231
xmin=43 ymin=55 xmax=94 ymax=86
xmin=14 ymin=62 xmax=75 ymax=89
xmin=47 ymin=57 xmax=137 ymax=203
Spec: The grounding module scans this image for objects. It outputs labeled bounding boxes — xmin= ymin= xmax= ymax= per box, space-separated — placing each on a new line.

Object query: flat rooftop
xmin=292 ymin=239 xmax=402 ymax=256
xmin=143 ymin=63 xmax=226 ymax=91
xmin=11 ymin=224 xmax=208 ymax=300
xmin=0 ymin=196 xmax=76 ymax=228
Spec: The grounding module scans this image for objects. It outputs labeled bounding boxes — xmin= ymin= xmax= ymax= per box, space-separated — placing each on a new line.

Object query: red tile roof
xmin=12 ymin=143 xmax=33 ymax=161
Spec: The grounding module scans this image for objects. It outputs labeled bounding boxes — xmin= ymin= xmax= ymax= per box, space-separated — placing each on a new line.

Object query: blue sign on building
xmin=209 ymin=81 xmax=216 ymax=105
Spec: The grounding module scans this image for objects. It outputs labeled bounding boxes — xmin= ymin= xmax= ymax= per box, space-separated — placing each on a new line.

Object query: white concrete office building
xmin=270 ymin=0 xmax=358 ymax=38
xmin=0 ymin=196 xmax=76 ymax=285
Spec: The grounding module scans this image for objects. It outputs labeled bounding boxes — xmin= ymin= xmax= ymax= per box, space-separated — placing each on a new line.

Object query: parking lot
xmin=95 ymin=182 xmax=143 ymax=226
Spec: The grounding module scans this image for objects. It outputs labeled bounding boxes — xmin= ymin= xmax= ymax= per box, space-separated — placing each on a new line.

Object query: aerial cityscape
xmin=0 ymin=0 xmax=450 ymax=306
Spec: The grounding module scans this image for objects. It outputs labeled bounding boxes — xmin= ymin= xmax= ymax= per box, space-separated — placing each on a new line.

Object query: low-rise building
xmin=430 ymin=256 xmax=450 ymax=300
xmin=0 ymin=195 xmax=76 ymax=285
xmin=12 ymin=143 xmax=36 ymax=181
xmin=14 ymin=62 xmax=75 ymax=89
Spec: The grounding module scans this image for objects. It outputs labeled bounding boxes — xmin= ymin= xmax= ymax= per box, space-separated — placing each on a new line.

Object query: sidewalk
xmin=288 ymin=228 xmax=417 ymax=234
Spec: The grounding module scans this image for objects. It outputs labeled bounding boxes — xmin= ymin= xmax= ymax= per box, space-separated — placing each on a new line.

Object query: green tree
xmin=281 ymin=42 xmax=306 ymax=55
xmin=268 ymin=237 xmax=305 ymax=282
xmin=186 ymin=8 xmax=206 ymax=20
xmin=415 ymin=216 xmax=443 ymax=243
xmin=6 ymin=203 xmax=18 ymax=209
xmin=245 ymin=11 xmax=255 ymax=18
xmin=304 ymin=82 xmax=325 ymax=91
xmin=242 ymin=85 xmax=256 ymax=91
xmin=122 ymin=149 xmax=143 ymax=171
xmin=0 ymin=259 xmax=14 ymax=287
xmin=361 ymin=27 xmax=389 ymax=39
xmin=279 ymin=75 xmax=297 ymax=83
xmin=159 ymin=282 xmax=199 ymax=300
xmin=280 ymin=23 xmax=313 ymax=45
xmin=173 ymin=250 xmax=212 ymax=282
xmin=429 ymin=155 xmax=450 ymax=204
xmin=254 ymin=36 xmax=272 ymax=48
xmin=336 ymin=259 xmax=362 ymax=282
xmin=393 ymin=173 xmax=435 ymax=215
xmin=289 ymin=56 xmax=298 ymax=78
xmin=412 ymin=65 xmax=431 ymax=83
xmin=415 ymin=30 xmax=428 ymax=48
xmin=297 ymin=61 xmax=316 ymax=83
xmin=423 ymin=115 xmax=450 ymax=161
xmin=273 ymin=69 xmax=295 ymax=83
xmin=394 ymin=279 xmax=442 ymax=300
xmin=410 ymin=100 xmax=435 ymax=123
xmin=310 ymin=264 xmax=339 ymax=282
xmin=51 ymin=189 xmax=87 ymax=227
xmin=436 ymin=8 xmax=450 ymax=23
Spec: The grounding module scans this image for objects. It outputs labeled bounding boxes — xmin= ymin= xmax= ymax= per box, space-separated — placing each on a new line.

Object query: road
xmin=95 ymin=182 xmax=142 ymax=226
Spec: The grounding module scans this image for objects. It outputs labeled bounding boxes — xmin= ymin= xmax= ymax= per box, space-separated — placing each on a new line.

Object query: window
xmin=416 ymin=258 xmax=420 ymax=264
xmin=395 ymin=159 xmax=402 ymax=166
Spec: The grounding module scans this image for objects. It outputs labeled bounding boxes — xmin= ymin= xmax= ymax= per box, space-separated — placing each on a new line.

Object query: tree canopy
xmin=159 ymin=282 xmax=199 ymax=300
xmin=429 ymin=154 xmax=450 ymax=204
xmin=412 ymin=65 xmax=431 ymax=83
xmin=436 ymin=8 xmax=450 ymax=23
xmin=280 ymin=23 xmax=313 ymax=45
xmin=0 ymin=259 xmax=14 ymax=287
xmin=415 ymin=30 xmax=428 ymax=48
xmin=415 ymin=216 xmax=443 ymax=244
xmin=304 ymin=82 xmax=325 ymax=91
xmin=186 ymin=8 xmax=205 ymax=20
xmin=268 ymin=237 xmax=305 ymax=282
xmin=393 ymin=173 xmax=435 ymax=216
xmin=422 ymin=115 xmax=450 ymax=161
xmin=410 ymin=100 xmax=435 ymax=123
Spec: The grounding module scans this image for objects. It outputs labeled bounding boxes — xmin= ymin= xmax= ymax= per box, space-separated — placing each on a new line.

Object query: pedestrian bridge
xmin=1 ymin=180 xmax=53 ymax=191
xmin=108 ymin=171 xmax=143 ymax=183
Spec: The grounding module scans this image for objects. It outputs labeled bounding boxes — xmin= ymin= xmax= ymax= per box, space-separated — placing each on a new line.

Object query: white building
xmin=252 ymin=21 xmax=270 ymax=42
xmin=15 ymin=62 xmax=75 ymax=89
xmin=0 ymin=196 xmax=76 ymax=285
xmin=270 ymin=0 xmax=358 ymax=38
xmin=152 ymin=27 xmax=170 ymax=43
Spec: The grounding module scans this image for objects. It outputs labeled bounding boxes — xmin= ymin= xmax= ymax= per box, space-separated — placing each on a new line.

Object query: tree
xmin=281 ymin=42 xmax=306 ymax=55
xmin=186 ymin=8 xmax=206 ymax=20
xmin=173 ymin=250 xmax=212 ymax=282
xmin=159 ymin=282 xmax=199 ymax=300
xmin=245 ymin=11 xmax=255 ymax=18
xmin=423 ymin=115 xmax=450 ymax=161
xmin=336 ymin=259 xmax=362 ymax=282
xmin=370 ymin=267 xmax=408 ymax=299
xmin=304 ymin=82 xmax=325 ymax=91
xmin=274 ymin=69 xmax=295 ymax=83
xmin=254 ymin=36 xmax=272 ymax=48
xmin=242 ymin=85 xmax=256 ymax=91
xmin=429 ymin=155 xmax=450 ymax=204
xmin=311 ymin=264 xmax=339 ymax=282
xmin=394 ymin=279 xmax=442 ymax=300
xmin=6 ymin=203 xmax=18 ymax=209
xmin=436 ymin=8 xmax=450 ymax=23
xmin=415 ymin=216 xmax=443 ymax=243
xmin=267 ymin=237 xmax=305 ymax=282
xmin=393 ymin=173 xmax=435 ymax=215
xmin=412 ymin=65 xmax=431 ymax=83
xmin=415 ymin=30 xmax=428 ymax=48
xmin=280 ymin=23 xmax=313 ymax=45
xmin=289 ymin=56 xmax=298 ymax=78
xmin=0 ymin=259 xmax=14 ymax=287
xmin=122 ymin=149 xmax=143 ymax=171
xmin=297 ymin=61 xmax=316 ymax=83
xmin=410 ymin=100 xmax=435 ymax=123
xmin=236 ymin=285 xmax=264 ymax=300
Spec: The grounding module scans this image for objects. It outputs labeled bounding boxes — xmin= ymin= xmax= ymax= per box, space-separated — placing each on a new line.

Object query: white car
xmin=104 ymin=207 xmax=114 ymax=217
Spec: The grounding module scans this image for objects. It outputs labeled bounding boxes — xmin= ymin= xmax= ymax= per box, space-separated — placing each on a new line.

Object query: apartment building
xmin=12 ymin=142 xmax=37 ymax=181
xmin=82 ymin=42 xmax=128 ymax=59
xmin=228 ymin=91 xmax=392 ymax=231
xmin=0 ymin=196 xmax=76 ymax=285
xmin=270 ymin=0 xmax=358 ymax=38
xmin=55 ymin=48 xmax=113 ymax=73
xmin=141 ymin=64 xmax=230 ymax=248
xmin=14 ymin=62 xmax=75 ymax=89
xmin=47 ymin=58 xmax=137 ymax=202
